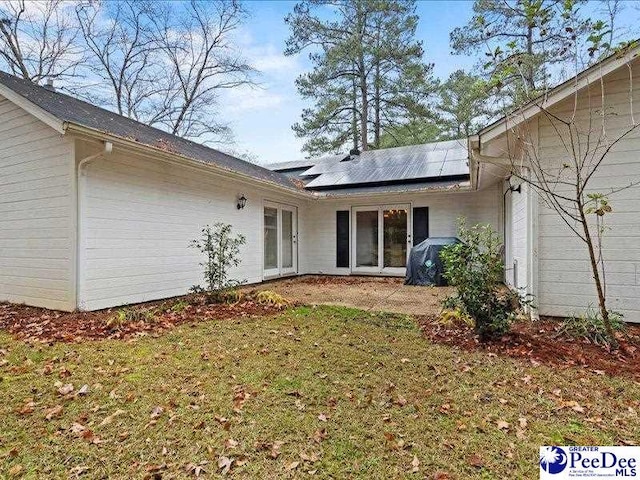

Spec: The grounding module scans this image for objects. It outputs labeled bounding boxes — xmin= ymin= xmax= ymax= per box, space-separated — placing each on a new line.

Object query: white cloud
xmin=235 ymin=28 xmax=302 ymax=76
xmin=250 ymin=45 xmax=299 ymax=73
xmin=223 ymin=85 xmax=284 ymax=113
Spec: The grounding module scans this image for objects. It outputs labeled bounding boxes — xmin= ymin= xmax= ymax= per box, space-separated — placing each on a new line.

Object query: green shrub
xmin=558 ymin=307 xmax=626 ymax=346
xmin=170 ymin=300 xmax=190 ymax=313
xmin=440 ymin=219 xmax=520 ymax=340
xmin=190 ymin=223 xmax=247 ymax=302
xmin=107 ymin=307 xmax=156 ymax=329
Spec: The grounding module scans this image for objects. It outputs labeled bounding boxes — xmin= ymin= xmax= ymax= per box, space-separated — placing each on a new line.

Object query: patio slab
xmin=248 ymin=275 xmax=453 ymax=316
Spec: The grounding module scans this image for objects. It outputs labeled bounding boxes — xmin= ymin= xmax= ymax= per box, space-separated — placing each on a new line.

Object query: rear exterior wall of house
xmin=77 ymin=140 xmax=311 ymax=311
xmin=304 ymin=183 xmax=502 ymax=276
xmin=535 ymin=60 xmax=640 ymax=323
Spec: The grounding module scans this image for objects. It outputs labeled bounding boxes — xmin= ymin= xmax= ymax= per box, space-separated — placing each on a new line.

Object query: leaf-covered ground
xmin=1 ymin=305 xmax=639 ymax=479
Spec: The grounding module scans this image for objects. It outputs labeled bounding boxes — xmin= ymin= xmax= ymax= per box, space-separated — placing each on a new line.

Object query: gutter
xmin=316 ymin=183 xmax=473 ymax=199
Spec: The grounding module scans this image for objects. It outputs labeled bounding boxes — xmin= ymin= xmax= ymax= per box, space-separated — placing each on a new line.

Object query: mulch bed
xmin=418 ymin=315 xmax=640 ymax=381
xmin=0 ymin=299 xmax=282 ymax=344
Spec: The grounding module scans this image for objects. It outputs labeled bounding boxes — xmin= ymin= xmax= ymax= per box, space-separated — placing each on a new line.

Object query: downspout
xmin=75 ymin=141 xmax=113 ymax=310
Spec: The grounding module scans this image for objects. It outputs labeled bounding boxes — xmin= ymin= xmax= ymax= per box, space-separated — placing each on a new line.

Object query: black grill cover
xmin=404 ymin=237 xmax=460 ymax=286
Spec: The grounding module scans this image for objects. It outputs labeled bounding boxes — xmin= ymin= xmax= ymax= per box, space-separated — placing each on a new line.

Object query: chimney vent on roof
xmin=348 ymin=147 xmax=360 ymax=160
xmin=44 ymin=78 xmax=55 ymax=92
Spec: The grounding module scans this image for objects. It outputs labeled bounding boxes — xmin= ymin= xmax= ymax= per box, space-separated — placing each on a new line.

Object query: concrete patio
xmin=248 ymin=275 xmax=453 ymax=316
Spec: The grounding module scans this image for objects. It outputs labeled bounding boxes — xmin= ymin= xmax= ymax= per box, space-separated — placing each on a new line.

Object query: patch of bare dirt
xmin=0 ymin=299 xmax=281 ymax=344
xmin=418 ymin=315 xmax=640 ymax=381
xmin=296 ymin=275 xmax=400 ymax=285
xmin=252 ymin=275 xmax=452 ymax=316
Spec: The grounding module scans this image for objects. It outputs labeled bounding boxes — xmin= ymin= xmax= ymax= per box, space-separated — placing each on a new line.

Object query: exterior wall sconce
xmin=237 ymin=194 xmax=247 ymax=210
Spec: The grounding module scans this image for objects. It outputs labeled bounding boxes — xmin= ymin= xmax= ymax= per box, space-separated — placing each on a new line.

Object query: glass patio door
xmin=264 ymin=202 xmax=297 ymax=278
xmin=352 ymin=205 xmax=409 ymax=275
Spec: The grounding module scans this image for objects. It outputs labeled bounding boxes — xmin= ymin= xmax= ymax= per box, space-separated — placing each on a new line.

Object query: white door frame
xmin=263 ymin=201 xmax=298 ymax=279
xmin=280 ymin=204 xmax=298 ymax=276
xmin=351 ymin=203 xmax=411 ymax=275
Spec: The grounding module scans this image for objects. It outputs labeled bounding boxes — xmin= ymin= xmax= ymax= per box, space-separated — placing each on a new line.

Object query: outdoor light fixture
xmin=237 ymin=194 xmax=247 ymax=210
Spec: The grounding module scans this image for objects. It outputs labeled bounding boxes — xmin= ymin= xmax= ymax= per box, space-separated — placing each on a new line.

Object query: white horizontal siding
xmin=303 ymin=184 xmax=502 ymax=275
xmin=536 ymin=59 xmax=640 ymax=322
xmin=79 ymin=148 xmax=308 ymax=310
xmin=0 ymin=96 xmax=74 ymax=311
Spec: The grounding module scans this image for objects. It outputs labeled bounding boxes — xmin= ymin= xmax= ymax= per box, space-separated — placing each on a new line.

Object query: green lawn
xmin=1 ymin=306 xmax=638 ymax=479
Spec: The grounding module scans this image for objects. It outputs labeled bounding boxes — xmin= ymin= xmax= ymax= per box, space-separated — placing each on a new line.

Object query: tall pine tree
xmin=285 ymin=0 xmax=436 ymax=155
xmin=437 ymin=70 xmax=495 ymax=139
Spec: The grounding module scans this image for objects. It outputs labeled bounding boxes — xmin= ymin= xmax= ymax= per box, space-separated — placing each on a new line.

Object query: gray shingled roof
xmin=0 ymin=71 xmax=300 ymax=191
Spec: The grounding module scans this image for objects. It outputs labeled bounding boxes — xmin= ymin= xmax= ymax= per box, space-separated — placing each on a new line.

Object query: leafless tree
xmin=150 ymin=0 xmax=255 ymax=142
xmin=499 ymin=43 xmax=640 ymax=343
xmin=75 ymin=0 xmax=165 ymax=122
xmin=0 ymin=0 xmax=84 ymax=83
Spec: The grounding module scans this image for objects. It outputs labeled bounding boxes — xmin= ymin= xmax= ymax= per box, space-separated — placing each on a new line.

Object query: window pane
xmin=356 ymin=210 xmax=378 ymax=267
xmin=264 ymin=207 xmax=278 ymax=270
xmin=383 ymin=209 xmax=407 ymax=267
xmin=282 ymin=210 xmax=293 ymax=269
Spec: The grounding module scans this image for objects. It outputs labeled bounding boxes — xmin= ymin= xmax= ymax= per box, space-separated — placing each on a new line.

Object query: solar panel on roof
xmin=303 ymin=139 xmax=469 ymax=189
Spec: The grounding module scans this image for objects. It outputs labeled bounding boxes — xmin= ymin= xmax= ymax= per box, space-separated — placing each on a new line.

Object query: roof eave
xmin=65 ymin=123 xmax=315 ymax=199
xmin=0 ymin=82 xmax=66 ymax=134
xmin=478 ymin=45 xmax=640 ymax=144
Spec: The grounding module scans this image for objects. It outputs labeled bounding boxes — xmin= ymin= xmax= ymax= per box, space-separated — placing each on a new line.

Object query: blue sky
xmin=221 ymin=1 xmax=638 ymax=165
xmin=222 ymin=1 xmax=477 ymax=164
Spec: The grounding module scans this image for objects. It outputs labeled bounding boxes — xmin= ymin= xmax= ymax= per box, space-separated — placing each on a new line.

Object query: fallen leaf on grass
xmin=410 ymin=455 xmax=420 ymax=473
xmin=218 ymin=456 xmax=233 ymax=475
xmin=560 ymin=400 xmax=585 ymax=413
xmin=311 ymin=429 xmax=327 ymax=443
xmin=100 ymin=409 xmax=126 ymax=426
xmin=77 ymin=384 xmax=90 ymax=396
xmin=518 ymin=417 xmax=527 ymax=429
xmin=187 ymin=461 xmax=208 ymax=477
xmin=57 ymin=383 xmax=74 ymax=395
xmin=225 ymin=438 xmax=238 ymax=449
xmin=395 ymin=395 xmax=408 ymax=407
xmin=17 ymin=400 xmax=36 ymax=415
xmin=150 ymin=406 xmax=164 ymax=419
xmin=70 ymin=423 xmax=101 ymax=444
xmin=317 ymin=413 xmax=328 ymax=422
xmin=270 ymin=441 xmax=284 ymax=459
xmin=299 ymin=451 xmax=319 ymax=462
xmin=9 ymin=465 xmax=23 ymax=477
xmin=433 ymin=471 xmax=451 ymax=479
xmin=285 ymin=461 xmax=300 ymax=471
xmin=496 ymin=420 xmax=510 ymax=431
xmin=468 ymin=454 xmax=484 ymax=468
xmin=44 ymin=405 xmax=63 ymax=420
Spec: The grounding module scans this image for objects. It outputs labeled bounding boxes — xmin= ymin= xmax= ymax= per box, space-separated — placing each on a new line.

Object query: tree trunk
xmin=359 ymin=66 xmax=368 ymax=150
xmin=525 ymin=24 xmax=535 ymax=93
xmin=577 ymin=203 xmax=617 ymax=344
xmin=352 ymin=75 xmax=358 ymax=150
xmin=374 ymin=61 xmax=380 ymax=148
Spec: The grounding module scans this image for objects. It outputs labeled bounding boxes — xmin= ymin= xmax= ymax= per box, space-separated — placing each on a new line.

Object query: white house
xmin=1 ymin=46 xmax=640 ymax=322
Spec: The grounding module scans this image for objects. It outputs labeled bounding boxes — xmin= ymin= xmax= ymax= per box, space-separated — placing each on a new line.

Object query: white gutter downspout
xmin=75 ymin=141 xmax=113 ymax=310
